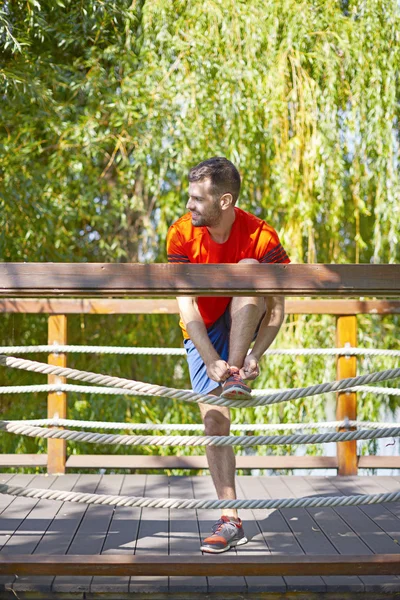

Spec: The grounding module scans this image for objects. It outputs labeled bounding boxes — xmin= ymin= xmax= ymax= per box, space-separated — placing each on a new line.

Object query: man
xmin=167 ymin=157 xmax=289 ymax=553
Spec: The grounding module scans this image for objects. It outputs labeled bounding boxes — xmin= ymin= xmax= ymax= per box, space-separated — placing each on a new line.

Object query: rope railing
xmin=252 ymin=386 xmax=400 ymax=396
xmin=2 ymin=421 xmax=400 ymax=447
xmin=8 ymin=418 xmax=400 ymax=432
xmin=0 ymin=343 xmax=399 ymax=508
xmin=1 ymin=482 xmax=400 ymax=510
xmin=1 ymin=344 xmax=400 ymax=357
xmin=1 ymin=383 xmax=399 ymax=397
xmin=1 ymin=354 xmax=400 ymax=408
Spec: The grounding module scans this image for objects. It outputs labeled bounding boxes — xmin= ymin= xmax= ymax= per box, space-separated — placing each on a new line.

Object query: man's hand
xmin=206 ymin=359 xmax=231 ymax=383
xmin=239 ymin=353 xmax=260 ymax=381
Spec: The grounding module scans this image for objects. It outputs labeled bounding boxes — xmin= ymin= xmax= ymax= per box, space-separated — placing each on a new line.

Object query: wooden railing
xmin=1 ymin=263 xmax=400 ymax=297
xmin=1 ymin=263 xmax=400 ymax=475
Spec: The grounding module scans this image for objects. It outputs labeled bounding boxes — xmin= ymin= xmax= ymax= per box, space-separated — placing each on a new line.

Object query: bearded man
xmin=167 ymin=157 xmax=289 ymax=553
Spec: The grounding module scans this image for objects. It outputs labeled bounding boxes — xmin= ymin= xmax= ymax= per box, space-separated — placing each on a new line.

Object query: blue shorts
xmin=184 ymin=309 xmax=232 ymax=395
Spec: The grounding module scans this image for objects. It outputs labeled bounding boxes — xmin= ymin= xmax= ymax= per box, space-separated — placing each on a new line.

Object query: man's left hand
xmin=239 ymin=353 xmax=260 ymax=381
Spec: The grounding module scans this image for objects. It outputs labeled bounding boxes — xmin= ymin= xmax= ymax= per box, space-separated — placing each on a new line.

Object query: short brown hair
xmin=188 ymin=157 xmax=241 ymax=204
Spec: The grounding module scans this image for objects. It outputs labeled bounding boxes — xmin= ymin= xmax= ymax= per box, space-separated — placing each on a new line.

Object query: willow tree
xmin=1 ymin=0 xmax=399 ymax=463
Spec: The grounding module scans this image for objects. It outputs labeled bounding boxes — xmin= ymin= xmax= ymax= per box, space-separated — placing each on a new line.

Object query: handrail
xmin=1 ymin=263 xmax=400 ymax=297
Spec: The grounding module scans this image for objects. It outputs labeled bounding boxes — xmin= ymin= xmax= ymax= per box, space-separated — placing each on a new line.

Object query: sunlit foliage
xmin=1 ymin=0 xmax=399 ymax=470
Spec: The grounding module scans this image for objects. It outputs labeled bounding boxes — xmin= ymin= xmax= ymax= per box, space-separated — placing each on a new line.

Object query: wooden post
xmin=336 ymin=315 xmax=358 ymax=476
xmin=47 ymin=315 xmax=67 ymax=474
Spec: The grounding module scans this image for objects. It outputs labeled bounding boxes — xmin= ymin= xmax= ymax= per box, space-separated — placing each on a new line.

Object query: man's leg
xmin=199 ymin=395 xmax=238 ymax=520
xmin=184 ymin=329 xmax=237 ymax=517
xmin=228 ymin=258 xmax=266 ymax=370
xmin=198 ymin=390 xmax=248 ymax=553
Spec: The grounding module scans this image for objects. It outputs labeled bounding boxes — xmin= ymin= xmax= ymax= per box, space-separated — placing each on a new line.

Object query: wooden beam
xmin=288 ymin=299 xmax=400 ymax=315
xmin=0 ymin=298 xmax=180 ymax=314
xmin=3 ymin=454 xmax=400 ymax=469
xmin=65 ymin=455 xmax=339 ymax=469
xmin=0 ymin=454 xmax=48 ymax=467
xmin=2 ymin=298 xmax=400 ymax=314
xmin=1 ymin=554 xmax=400 ymax=577
xmin=358 ymin=456 xmax=400 ymax=468
xmin=1 ymin=264 xmax=400 ymax=297
xmin=336 ymin=316 xmax=358 ymax=476
xmin=47 ymin=315 xmax=67 ymax=475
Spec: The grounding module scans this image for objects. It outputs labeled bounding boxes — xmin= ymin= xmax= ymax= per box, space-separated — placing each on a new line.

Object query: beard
xmin=191 ymin=201 xmax=223 ymax=227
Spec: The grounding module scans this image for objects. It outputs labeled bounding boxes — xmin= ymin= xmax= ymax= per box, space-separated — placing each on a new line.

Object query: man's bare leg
xmin=199 ymin=392 xmax=238 ymax=520
xmin=228 ymin=296 xmax=265 ymax=368
xmin=228 ymin=259 xmax=266 ymax=369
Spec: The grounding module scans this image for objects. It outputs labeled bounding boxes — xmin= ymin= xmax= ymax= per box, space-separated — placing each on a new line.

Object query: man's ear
xmin=220 ymin=193 xmax=233 ymax=210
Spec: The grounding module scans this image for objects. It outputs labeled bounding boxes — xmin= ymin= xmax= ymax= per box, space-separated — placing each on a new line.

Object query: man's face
xmin=186 ymin=178 xmax=223 ymax=227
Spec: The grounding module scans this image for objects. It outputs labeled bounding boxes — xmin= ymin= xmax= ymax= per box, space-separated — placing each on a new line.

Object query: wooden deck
xmin=1 ymin=474 xmax=400 ymax=598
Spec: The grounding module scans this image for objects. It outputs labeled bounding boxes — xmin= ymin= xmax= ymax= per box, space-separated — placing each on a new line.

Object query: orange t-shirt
xmin=166 ymin=207 xmax=290 ymax=338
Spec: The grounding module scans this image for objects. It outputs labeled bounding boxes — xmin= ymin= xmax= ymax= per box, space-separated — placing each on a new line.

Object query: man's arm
xmin=177 ymin=296 xmax=230 ymax=384
xmin=240 ymin=296 xmax=285 ymax=380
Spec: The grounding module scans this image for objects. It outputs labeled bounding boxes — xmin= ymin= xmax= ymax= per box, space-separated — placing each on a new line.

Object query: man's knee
xmin=203 ymin=410 xmax=230 ymax=436
xmin=233 ymin=259 xmax=265 ymax=314
xmin=238 ymin=258 xmax=258 ymax=265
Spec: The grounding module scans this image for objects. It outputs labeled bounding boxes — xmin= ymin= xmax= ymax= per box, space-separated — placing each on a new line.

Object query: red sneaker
xmin=221 ymin=367 xmax=252 ymax=400
xmin=200 ymin=516 xmax=248 ymax=553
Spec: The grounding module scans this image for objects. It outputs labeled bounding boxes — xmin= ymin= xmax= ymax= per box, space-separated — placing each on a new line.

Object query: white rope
xmin=1 ymin=344 xmax=400 ymax=357
xmin=10 ymin=418 xmax=400 ymax=432
xmin=252 ymin=386 xmax=400 ymax=396
xmin=0 ymin=345 xmax=186 ymax=356
xmin=0 ymin=384 xmax=176 ymax=396
xmin=1 ymin=354 xmax=400 ymax=408
xmin=1 ymin=383 xmax=399 ymax=397
xmin=1 ymin=482 xmax=400 ymax=510
xmin=2 ymin=421 xmax=400 ymax=447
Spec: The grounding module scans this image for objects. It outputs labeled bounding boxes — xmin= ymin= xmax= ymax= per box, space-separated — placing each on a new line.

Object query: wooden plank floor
xmin=1 ymin=474 xmax=400 ymax=598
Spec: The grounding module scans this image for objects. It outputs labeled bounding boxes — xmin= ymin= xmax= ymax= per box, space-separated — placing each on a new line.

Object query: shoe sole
xmin=221 ymin=385 xmax=252 ymax=400
xmin=200 ymin=537 xmax=248 ymax=554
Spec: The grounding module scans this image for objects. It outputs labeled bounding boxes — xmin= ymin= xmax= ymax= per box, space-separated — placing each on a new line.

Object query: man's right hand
xmin=206 ymin=359 xmax=231 ymax=383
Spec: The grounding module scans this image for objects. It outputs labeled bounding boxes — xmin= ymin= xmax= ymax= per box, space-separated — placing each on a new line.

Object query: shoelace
xmin=228 ymin=369 xmax=242 ymax=382
xmin=212 ymin=518 xmax=238 ymax=534
xmin=212 ymin=519 xmax=225 ymax=533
